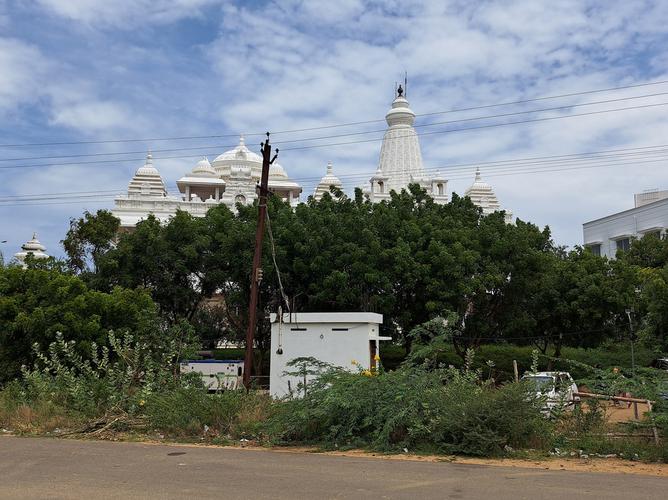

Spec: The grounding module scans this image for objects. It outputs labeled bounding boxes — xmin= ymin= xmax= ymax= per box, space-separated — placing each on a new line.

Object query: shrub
xmin=146 ymin=388 xmax=272 ymax=439
xmin=269 ymin=366 xmax=550 ymax=456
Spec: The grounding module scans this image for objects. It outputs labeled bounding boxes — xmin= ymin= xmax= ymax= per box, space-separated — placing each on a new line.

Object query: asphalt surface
xmin=0 ymin=436 xmax=665 ymax=499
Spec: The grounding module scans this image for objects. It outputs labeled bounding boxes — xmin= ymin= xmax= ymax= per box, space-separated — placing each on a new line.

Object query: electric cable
xmin=3 ymin=89 xmax=667 ymax=163
xmin=2 ymin=78 xmax=668 ymax=148
xmin=3 ymin=100 xmax=668 ymax=171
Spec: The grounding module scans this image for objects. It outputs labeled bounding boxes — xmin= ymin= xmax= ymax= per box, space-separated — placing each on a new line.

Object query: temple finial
xmin=397 ymin=84 xmax=404 ymax=97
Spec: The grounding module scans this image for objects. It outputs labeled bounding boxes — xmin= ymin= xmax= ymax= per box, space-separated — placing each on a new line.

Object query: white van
xmin=521 ymin=371 xmax=580 ymax=413
xmin=180 ymin=360 xmax=244 ymax=391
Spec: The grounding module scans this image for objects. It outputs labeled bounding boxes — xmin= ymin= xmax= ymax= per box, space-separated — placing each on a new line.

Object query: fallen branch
xmin=573 ymin=392 xmax=654 ymax=404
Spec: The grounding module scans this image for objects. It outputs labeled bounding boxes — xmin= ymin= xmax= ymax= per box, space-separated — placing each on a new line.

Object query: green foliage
xmin=269 ymin=366 xmax=550 ymax=456
xmin=62 ymin=209 xmax=120 ymax=274
xmin=19 ymin=327 xmax=195 ymax=417
xmin=0 ymin=266 xmax=158 ymax=384
xmin=145 ymin=388 xmax=271 ymax=439
xmin=63 ymin=186 xmax=668 ymax=359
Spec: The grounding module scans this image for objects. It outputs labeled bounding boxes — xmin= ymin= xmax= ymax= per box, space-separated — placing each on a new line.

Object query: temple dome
xmin=375 ymin=85 xmax=425 ymax=193
xmin=269 ymin=163 xmax=288 ymax=178
xmin=464 ymin=168 xmax=502 ymax=215
xmin=213 ymin=136 xmax=263 ymax=164
xmin=191 ymin=157 xmax=217 ymax=177
xmin=14 ymin=232 xmax=49 ymax=266
xmin=314 ymin=162 xmax=343 ymax=200
xmin=212 ymin=136 xmax=263 ymax=180
xmin=128 ymin=152 xmax=168 ymax=197
xmin=385 ymin=95 xmax=416 ymax=128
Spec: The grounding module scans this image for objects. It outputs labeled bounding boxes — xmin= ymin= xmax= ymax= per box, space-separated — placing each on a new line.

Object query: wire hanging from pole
xmin=265 ymin=209 xmax=291 ymax=314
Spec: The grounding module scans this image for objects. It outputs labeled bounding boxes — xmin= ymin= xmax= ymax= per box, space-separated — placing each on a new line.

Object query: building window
xmin=377 ymin=181 xmax=384 ymax=194
xmin=616 ymin=238 xmax=630 ymax=252
xmin=437 ymin=183 xmax=444 ymax=195
xmin=643 ymin=230 xmax=662 ymax=239
xmin=587 ymin=244 xmax=601 ymax=257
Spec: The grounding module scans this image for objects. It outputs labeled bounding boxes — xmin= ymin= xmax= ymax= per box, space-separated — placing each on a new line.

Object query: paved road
xmin=0 ymin=436 xmax=665 ymax=499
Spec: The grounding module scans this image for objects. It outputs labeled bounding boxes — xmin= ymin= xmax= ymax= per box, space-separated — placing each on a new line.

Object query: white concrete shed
xmin=269 ymin=312 xmax=389 ymax=398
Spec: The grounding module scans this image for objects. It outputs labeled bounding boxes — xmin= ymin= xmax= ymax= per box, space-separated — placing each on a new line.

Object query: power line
xmin=5 ymin=153 xmax=668 ymax=206
xmin=281 ymin=101 xmax=668 ymax=152
xmin=2 ymin=90 xmax=668 ymax=163
xmin=0 ymin=189 xmax=121 ymax=200
xmin=3 ymin=78 xmax=668 ymax=148
xmin=5 ymin=143 xmax=668 ymax=201
xmin=0 ymin=197 xmax=117 ymax=208
xmin=4 ymin=101 xmax=668 ymax=171
xmin=279 ymin=146 xmax=668 ymax=184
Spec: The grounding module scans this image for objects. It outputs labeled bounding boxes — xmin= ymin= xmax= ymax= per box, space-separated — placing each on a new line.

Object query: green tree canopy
xmin=0 ymin=265 xmax=157 ymax=383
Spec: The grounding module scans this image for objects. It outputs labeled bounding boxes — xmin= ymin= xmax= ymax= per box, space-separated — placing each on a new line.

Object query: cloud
xmin=3 ymin=0 xmax=668 ymax=258
xmin=0 ymin=38 xmax=50 ymax=110
xmin=32 ymin=0 xmax=220 ymax=27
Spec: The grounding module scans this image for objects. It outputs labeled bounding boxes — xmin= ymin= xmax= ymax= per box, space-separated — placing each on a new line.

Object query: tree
xmin=97 ymin=211 xmax=215 ymax=323
xmin=0 ymin=265 xmax=157 ymax=384
xmin=62 ymin=210 xmax=120 ymax=274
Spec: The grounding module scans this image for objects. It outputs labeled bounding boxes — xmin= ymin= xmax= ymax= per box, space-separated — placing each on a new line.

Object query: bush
xmin=269 ymin=366 xmax=550 ymax=456
xmin=146 ymin=388 xmax=272 ymax=439
xmin=378 ymin=342 xmax=658 ymax=382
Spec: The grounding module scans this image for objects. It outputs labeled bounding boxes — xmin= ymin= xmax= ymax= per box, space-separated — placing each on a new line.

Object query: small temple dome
xmin=213 ymin=136 xmax=263 ymax=164
xmin=313 ymin=162 xmax=343 ymax=200
xmin=385 ymin=86 xmax=416 ymax=128
xmin=128 ymin=152 xmax=168 ymax=197
xmin=191 ymin=157 xmax=217 ymax=177
xmin=14 ymin=232 xmax=49 ymax=266
xmin=465 ymin=168 xmax=502 ymax=215
xmin=135 ymin=152 xmax=160 ymax=176
xmin=269 ymin=163 xmax=288 ymax=179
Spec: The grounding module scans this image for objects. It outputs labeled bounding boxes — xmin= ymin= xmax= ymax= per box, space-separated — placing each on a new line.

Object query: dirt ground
xmin=604 ymin=400 xmax=651 ymax=423
xmin=127 ymin=440 xmax=668 ymax=478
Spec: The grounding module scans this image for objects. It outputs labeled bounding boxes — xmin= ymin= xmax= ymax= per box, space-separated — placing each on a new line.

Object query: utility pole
xmin=625 ymin=308 xmax=638 ymax=420
xmin=625 ymin=308 xmax=636 ymax=378
xmin=243 ymin=133 xmax=278 ymax=389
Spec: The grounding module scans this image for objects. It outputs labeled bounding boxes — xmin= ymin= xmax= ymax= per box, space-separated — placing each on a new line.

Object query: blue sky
xmin=1 ymin=0 xmax=668 ymax=261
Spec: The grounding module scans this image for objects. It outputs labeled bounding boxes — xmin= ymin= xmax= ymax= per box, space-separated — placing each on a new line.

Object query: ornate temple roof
xmin=212 ymin=136 xmax=263 ymax=165
xmin=464 ymin=168 xmax=502 ymax=215
xmin=268 ymin=162 xmax=301 ymax=191
xmin=313 ymin=161 xmax=343 ymax=200
xmin=14 ymin=232 xmax=49 ymax=265
xmin=375 ymin=85 xmax=426 ymax=194
xmin=127 ymin=152 xmax=168 ymax=197
xmin=191 ymin=157 xmax=217 ymax=177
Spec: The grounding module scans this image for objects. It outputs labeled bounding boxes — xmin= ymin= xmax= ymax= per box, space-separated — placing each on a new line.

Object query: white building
xmin=269 ymin=312 xmax=389 ymax=398
xmin=112 ymin=137 xmax=302 ymax=229
xmin=367 ymin=85 xmax=449 ymax=204
xmin=583 ymin=190 xmax=668 ymax=258
xmin=113 ymin=85 xmax=513 ymax=227
xmin=313 ymin=162 xmax=343 ymax=201
xmin=465 ymin=168 xmax=513 ymax=223
xmin=14 ymin=233 xmax=49 ymax=267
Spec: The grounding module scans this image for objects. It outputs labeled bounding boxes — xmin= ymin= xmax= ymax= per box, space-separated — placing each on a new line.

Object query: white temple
xmin=112 ymin=84 xmax=512 ymax=228
xmin=367 ymin=84 xmax=449 ymax=204
xmin=465 ymin=168 xmax=513 ymax=222
xmin=14 ymin=233 xmax=49 ymax=267
xmin=313 ymin=162 xmax=343 ymax=200
xmin=112 ymin=137 xmax=302 ymax=229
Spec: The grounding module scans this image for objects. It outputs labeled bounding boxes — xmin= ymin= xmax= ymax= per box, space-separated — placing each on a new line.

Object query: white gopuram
xmin=465 ymin=168 xmax=513 ymax=223
xmin=367 ymin=85 xmax=448 ymax=204
xmin=14 ymin=233 xmax=49 ymax=267
xmin=313 ymin=162 xmax=343 ymax=201
xmin=113 ymin=137 xmax=302 ymax=229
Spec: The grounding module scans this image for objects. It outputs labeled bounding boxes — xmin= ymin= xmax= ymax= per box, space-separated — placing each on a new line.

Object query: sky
xmin=1 ymin=0 xmax=668 ymax=261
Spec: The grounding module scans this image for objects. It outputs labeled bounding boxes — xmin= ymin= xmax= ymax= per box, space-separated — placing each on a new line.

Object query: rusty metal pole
xmin=243 ymin=133 xmax=277 ymax=389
